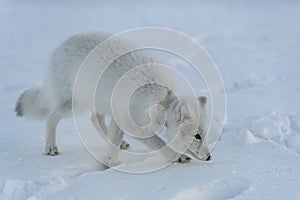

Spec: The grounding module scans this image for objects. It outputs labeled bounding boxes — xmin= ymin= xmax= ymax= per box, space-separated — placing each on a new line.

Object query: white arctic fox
xmin=15 ymin=32 xmax=211 ymax=166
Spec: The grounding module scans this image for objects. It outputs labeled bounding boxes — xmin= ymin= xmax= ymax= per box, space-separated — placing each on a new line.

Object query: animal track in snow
xmin=172 ymin=178 xmax=251 ymax=200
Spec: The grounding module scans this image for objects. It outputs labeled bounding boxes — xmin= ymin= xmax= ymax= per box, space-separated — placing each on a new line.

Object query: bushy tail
xmin=15 ymin=88 xmax=50 ymax=120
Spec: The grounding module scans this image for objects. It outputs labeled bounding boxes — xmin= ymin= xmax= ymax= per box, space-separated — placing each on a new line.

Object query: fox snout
xmin=205 ymin=154 xmax=211 ymax=161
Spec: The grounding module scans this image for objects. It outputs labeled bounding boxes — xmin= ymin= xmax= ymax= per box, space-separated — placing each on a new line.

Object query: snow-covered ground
xmin=1 ymin=0 xmax=300 ymax=199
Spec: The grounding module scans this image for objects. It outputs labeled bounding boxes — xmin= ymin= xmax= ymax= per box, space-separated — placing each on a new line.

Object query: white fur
xmin=15 ymin=32 xmax=211 ymax=166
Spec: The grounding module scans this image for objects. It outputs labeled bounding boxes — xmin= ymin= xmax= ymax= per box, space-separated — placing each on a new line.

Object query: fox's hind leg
xmin=44 ymin=113 xmax=61 ymax=155
xmin=44 ymin=101 xmax=72 ymax=156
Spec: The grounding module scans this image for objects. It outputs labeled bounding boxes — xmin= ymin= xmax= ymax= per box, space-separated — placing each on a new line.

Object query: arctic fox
xmin=15 ymin=32 xmax=211 ymax=166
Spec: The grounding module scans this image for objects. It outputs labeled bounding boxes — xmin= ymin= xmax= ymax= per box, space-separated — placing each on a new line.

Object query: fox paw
xmin=178 ymin=154 xmax=192 ymax=163
xmin=104 ymin=156 xmax=121 ymax=167
xmin=44 ymin=144 xmax=59 ymax=156
xmin=120 ymin=140 xmax=130 ymax=150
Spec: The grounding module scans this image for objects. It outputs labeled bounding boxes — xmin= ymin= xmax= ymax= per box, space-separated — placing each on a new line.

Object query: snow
xmin=239 ymin=129 xmax=260 ymax=145
xmin=1 ymin=0 xmax=300 ymax=199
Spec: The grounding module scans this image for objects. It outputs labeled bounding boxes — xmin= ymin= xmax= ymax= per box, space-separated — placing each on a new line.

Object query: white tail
xmin=15 ymin=88 xmax=50 ymax=120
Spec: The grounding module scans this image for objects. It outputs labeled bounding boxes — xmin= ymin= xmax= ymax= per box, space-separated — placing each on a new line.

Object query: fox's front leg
xmin=104 ymin=119 xmax=124 ymax=167
xmin=44 ymin=113 xmax=61 ymax=155
xmin=139 ymin=135 xmax=192 ymax=163
xmin=91 ymin=114 xmax=130 ymax=150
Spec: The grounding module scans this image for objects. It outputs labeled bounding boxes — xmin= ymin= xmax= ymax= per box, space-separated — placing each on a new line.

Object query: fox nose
xmin=205 ymin=154 xmax=211 ymax=161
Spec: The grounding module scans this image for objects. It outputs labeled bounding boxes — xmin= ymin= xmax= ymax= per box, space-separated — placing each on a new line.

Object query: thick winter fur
xmin=15 ymin=88 xmax=50 ymax=120
xmin=15 ymin=32 xmax=211 ymax=166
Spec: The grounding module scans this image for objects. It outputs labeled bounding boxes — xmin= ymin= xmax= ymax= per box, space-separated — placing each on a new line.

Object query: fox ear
xmin=198 ymin=96 xmax=207 ymax=105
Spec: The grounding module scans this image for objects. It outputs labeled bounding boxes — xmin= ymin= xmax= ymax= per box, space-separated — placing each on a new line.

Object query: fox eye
xmin=195 ymin=134 xmax=202 ymax=140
